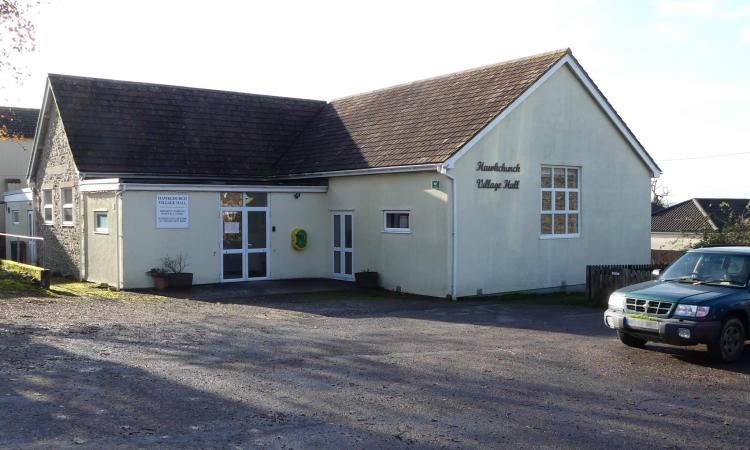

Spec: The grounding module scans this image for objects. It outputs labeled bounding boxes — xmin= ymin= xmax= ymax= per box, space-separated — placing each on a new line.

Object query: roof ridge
xmin=694 ymin=197 xmax=750 ymax=201
xmin=329 ymin=48 xmax=570 ymax=102
xmin=47 ymin=73 xmax=326 ymax=104
xmin=0 ymin=106 xmax=40 ymax=112
xmin=655 ymin=198 xmax=693 ymax=212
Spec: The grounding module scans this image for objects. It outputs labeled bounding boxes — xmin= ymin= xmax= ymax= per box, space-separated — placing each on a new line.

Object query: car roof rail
xmin=698 ymin=244 xmax=750 ymax=248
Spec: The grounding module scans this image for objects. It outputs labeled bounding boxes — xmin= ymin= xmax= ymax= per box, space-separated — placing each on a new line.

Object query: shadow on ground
xmin=3 ymin=305 xmax=750 ymax=448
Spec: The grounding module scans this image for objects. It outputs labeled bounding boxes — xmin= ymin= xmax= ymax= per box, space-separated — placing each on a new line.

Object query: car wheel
xmin=618 ymin=331 xmax=647 ymax=348
xmin=708 ymin=317 xmax=746 ymax=363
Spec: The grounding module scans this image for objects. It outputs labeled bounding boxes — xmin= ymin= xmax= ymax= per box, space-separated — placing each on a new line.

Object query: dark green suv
xmin=604 ymin=247 xmax=750 ymax=362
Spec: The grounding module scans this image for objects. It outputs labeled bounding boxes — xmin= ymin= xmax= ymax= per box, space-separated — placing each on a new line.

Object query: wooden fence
xmin=586 ymin=264 xmax=668 ymax=306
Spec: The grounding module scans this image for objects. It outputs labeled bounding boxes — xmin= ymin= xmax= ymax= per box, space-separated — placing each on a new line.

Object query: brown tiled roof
xmin=48 ymin=75 xmax=326 ymax=178
xmin=275 ymin=49 xmax=569 ymax=174
xmin=651 ymin=198 xmax=750 ymax=233
xmin=43 ymin=49 xmax=654 ymax=179
xmin=0 ymin=106 xmax=39 ymax=137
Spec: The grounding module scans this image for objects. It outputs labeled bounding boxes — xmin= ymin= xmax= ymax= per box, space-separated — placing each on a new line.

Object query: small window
xmin=220 ymin=192 xmax=243 ymax=207
xmin=245 ymin=192 xmax=267 ymax=207
xmin=5 ymin=179 xmax=21 ymax=192
xmin=42 ymin=189 xmax=53 ymax=224
xmin=62 ymin=187 xmax=74 ymax=226
xmin=384 ymin=211 xmax=411 ymax=233
xmin=11 ymin=210 xmax=20 ymax=224
xmin=94 ymin=211 xmax=109 ymax=234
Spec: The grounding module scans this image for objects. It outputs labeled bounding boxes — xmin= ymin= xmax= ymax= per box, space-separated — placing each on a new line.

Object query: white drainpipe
xmin=439 ymin=165 xmax=458 ymax=300
xmin=114 ymin=185 xmax=126 ymax=290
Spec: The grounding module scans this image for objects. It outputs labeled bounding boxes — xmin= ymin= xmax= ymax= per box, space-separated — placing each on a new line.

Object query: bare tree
xmin=0 ymin=0 xmax=40 ymax=138
xmin=651 ymin=179 xmax=670 ymax=208
xmin=0 ymin=0 xmax=38 ymax=85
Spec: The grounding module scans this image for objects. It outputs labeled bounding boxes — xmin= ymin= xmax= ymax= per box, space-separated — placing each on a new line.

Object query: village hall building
xmin=13 ymin=49 xmax=661 ymax=298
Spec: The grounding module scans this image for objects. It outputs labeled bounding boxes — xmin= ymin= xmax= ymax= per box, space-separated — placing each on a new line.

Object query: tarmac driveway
xmin=1 ymin=290 xmax=750 ymax=449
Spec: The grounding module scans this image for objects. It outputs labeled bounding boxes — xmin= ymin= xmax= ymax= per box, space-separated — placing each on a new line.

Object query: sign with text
xmin=475 ymin=161 xmax=521 ymax=191
xmin=156 ymin=193 xmax=189 ymax=228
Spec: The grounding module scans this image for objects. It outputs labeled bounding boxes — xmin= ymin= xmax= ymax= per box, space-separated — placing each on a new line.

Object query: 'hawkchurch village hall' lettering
xmin=475 ymin=161 xmax=521 ymax=191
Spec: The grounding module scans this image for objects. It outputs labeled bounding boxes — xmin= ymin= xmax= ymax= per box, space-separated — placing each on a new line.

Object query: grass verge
xmin=0 ymin=269 xmax=161 ymax=301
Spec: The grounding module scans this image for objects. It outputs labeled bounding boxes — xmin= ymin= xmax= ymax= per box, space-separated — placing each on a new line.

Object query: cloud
xmin=658 ymin=0 xmax=750 ymax=20
xmin=742 ymin=26 xmax=750 ymax=43
xmin=653 ymin=23 xmax=691 ymax=37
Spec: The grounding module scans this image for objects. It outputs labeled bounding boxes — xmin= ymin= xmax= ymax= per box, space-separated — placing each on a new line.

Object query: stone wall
xmin=33 ymin=109 xmax=82 ymax=277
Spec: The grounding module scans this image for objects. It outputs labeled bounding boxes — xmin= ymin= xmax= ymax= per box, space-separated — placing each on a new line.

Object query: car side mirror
xmin=651 ymin=269 xmax=661 ymax=279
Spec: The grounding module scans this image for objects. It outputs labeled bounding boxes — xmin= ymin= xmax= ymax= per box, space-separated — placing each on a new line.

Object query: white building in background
xmin=1 ymin=107 xmax=38 ymax=260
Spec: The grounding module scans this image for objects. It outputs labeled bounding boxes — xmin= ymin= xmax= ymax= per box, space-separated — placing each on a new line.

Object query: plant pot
xmin=167 ymin=272 xmax=193 ymax=289
xmin=355 ymin=271 xmax=379 ymax=289
xmin=151 ymin=275 xmax=168 ymax=290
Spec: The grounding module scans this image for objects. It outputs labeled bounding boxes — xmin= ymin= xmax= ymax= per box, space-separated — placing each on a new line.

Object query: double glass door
xmin=221 ymin=192 xmax=269 ymax=281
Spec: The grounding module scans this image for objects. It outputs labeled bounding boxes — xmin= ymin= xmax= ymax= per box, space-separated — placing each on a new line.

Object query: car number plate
xmin=625 ymin=317 xmax=659 ymax=331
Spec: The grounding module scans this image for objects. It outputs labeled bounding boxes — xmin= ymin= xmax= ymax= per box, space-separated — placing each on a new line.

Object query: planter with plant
xmin=162 ymin=253 xmax=193 ymax=289
xmin=355 ymin=269 xmax=379 ymax=289
xmin=146 ymin=267 xmax=169 ymax=290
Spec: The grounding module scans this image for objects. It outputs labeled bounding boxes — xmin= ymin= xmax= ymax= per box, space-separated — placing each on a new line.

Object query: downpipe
xmin=114 ymin=186 xmax=126 ymax=290
xmin=438 ymin=165 xmax=458 ymax=301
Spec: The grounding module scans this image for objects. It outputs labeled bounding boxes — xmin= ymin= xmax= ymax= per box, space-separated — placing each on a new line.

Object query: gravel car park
xmin=2 ymin=288 xmax=750 ymax=449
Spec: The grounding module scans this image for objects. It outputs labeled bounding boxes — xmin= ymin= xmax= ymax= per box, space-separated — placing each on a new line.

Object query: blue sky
xmin=2 ymin=0 xmax=748 ymax=203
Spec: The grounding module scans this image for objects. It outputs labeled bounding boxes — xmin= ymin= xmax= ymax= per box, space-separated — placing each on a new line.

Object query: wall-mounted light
xmin=294 ymin=192 xmax=301 ymax=199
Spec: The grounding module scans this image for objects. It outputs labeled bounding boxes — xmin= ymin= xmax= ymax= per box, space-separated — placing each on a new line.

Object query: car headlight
xmin=674 ymin=304 xmax=710 ymax=318
xmin=608 ymin=292 xmax=625 ymax=309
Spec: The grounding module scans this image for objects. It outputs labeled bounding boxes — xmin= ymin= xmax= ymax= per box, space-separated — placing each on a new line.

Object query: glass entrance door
xmin=220 ymin=192 xmax=269 ymax=282
xmin=332 ymin=212 xmax=353 ymax=280
xmin=246 ymin=210 xmax=267 ymax=278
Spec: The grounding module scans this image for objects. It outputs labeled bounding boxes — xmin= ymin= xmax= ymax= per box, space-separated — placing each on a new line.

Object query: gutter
xmin=438 ymin=165 xmax=458 ymax=300
xmin=78 ymin=179 xmax=328 ymax=194
xmin=270 ymin=164 xmax=442 ymax=180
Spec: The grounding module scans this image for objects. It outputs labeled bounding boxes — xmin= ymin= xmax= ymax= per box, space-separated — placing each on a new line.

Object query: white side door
xmin=332 ymin=212 xmax=354 ymax=280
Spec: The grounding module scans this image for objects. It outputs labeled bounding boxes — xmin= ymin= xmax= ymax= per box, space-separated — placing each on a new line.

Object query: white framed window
xmin=384 ymin=211 xmax=411 ymax=233
xmin=42 ymin=189 xmax=53 ymax=224
xmin=62 ymin=187 xmax=74 ymax=226
xmin=5 ymin=179 xmax=21 ymax=192
xmin=540 ymin=166 xmax=580 ymax=238
xmin=11 ymin=210 xmax=20 ymax=224
xmin=94 ymin=211 xmax=109 ymax=234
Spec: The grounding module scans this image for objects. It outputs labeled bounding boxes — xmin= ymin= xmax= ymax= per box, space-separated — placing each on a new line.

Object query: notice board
xmin=156 ymin=193 xmax=189 ymax=228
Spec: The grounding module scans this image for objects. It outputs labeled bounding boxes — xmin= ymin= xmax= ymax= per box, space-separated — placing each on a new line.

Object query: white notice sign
xmin=156 ymin=193 xmax=189 ymax=228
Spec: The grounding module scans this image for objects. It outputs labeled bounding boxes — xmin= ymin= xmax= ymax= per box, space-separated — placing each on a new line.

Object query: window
xmin=11 ymin=210 xmax=20 ymax=224
xmin=540 ymin=166 xmax=579 ymax=238
xmin=62 ymin=187 xmax=74 ymax=226
xmin=220 ymin=192 xmax=268 ymax=207
xmin=94 ymin=211 xmax=109 ymax=234
xmin=42 ymin=189 xmax=53 ymax=224
xmin=5 ymin=179 xmax=21 ymax=192
xmin=384 ymin=211 xmax=411 ymax=233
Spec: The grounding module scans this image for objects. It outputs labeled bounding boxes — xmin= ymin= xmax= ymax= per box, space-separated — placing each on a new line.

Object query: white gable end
xmin=442 ymin=54 xmax=661 ymax=178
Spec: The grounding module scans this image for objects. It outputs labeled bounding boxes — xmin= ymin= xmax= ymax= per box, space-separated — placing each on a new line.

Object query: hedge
xmin=0 ymin=259 xmax=51 ymax=289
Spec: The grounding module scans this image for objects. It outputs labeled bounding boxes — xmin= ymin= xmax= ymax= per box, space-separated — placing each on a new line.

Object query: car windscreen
xmin=662 ymin=252 xmax=750 ymax=287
